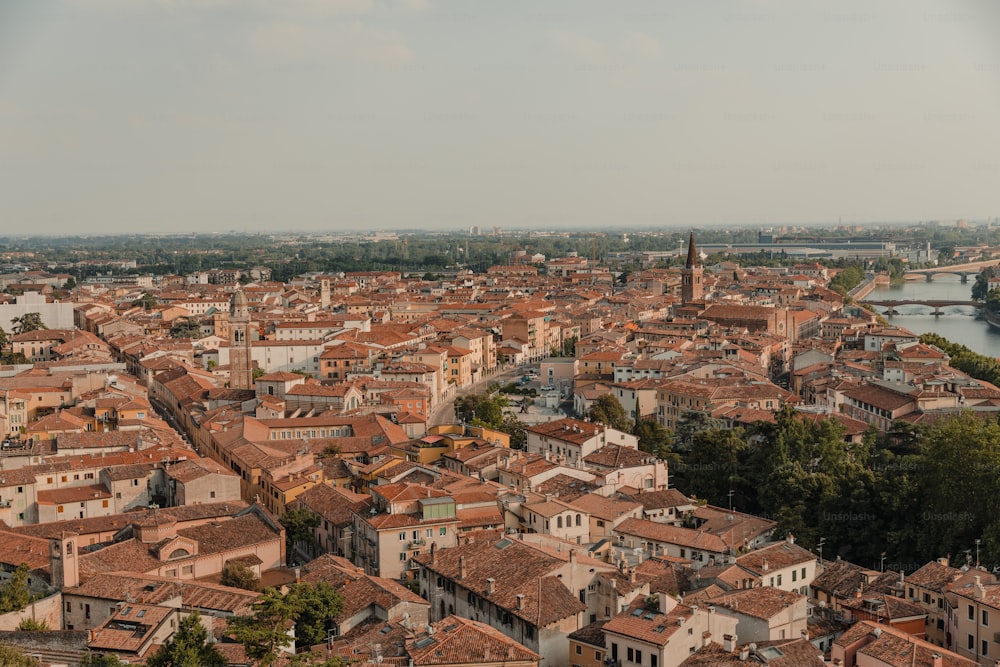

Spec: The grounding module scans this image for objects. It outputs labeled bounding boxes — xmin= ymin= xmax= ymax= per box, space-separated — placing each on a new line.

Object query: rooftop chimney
xmin=739 ymin=645 xmax=750 ymax=661
xmin=723 ymin=634 xmax=737 ymax=653
xmin=459 ymin=556 xmax=467 ymax=580
xmin=486 ymin=577 xmax=495 ymax=595
xmin=931 ymin=654 xmax=943 ymax=667
xmin=430 ymin=542 xmax=437 ymax=565
xmin=516 ymin=593 xmax=524 ymax=610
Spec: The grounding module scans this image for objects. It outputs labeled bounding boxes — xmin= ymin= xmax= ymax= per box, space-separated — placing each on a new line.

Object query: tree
xmin=972 ymin=269 xmax=994 ymax=301
xmin=17 ymin=617 xmax=48 ymax=631
xmin=10 ymin=312 xmax=46 ymax=335
xmin=228 ymin=588 xmax=300 ymax=666
xmin=280 ymin=507 xmax=320 ymax=555
xmin=81 ymin=655 xmax=126 ymax=666
xmin=634 ymin=418 xmax=673 ymax=457
xmin=131 ymin=292 xmax=158 ymax=310
xmin=287 ymin=582 xmax=344 ymax=649
xmin=169 ymin=317 xmax=202 ymax=339
xmin=146 ymin=611 xmax=226 ymax=667
xmin=0 ymin=563 xmax=34 ymax=613
xmin=220 ymin=561 xmax=260 ymax=591
xmin=586 ymin=394 xmax=632 ymax=432
xmin=0 ymin=646 xmax=39 ymax=667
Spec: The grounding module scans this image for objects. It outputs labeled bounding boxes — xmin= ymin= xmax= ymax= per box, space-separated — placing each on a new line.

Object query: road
xmin=429 ymin=363 xmax=535 ymax=427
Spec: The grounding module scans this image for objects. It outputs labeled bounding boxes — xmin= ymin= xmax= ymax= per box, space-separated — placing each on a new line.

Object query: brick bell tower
xmin=681 ymin=231 xmax=703 ymax=304
xmin=229 ymin=287 xmax=253 ymax=389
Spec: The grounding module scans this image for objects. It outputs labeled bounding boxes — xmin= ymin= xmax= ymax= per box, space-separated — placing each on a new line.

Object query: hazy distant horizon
xmin=2 ymin=0 xmax=998 ymax=235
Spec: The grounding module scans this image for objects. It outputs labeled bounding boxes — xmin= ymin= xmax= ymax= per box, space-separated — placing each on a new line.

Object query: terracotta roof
xmin=405 ymin=615 xmax=540 ymax=665
xmin=708 ymin=586 xmax=807 ymax=620
xmin=413 ymin=537 xmax=591 ymax=627
xmin=614 ymin=518 xmax=728 ymax=553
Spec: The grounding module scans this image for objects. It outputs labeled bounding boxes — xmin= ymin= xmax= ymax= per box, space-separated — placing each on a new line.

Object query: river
xmin=868 ymin=276 xmax=1000 ymax=358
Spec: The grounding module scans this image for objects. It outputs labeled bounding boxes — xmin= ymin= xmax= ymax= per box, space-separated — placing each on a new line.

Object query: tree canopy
xmin=229 ymin=583 xmax=345 ymax=664
xmin=146 ymin=612 xmax=226 ymax=667
xmin=586 ymin=394 xmax=633 ymax=432
xmin=10 ymin=313 xmax=46 ymax=335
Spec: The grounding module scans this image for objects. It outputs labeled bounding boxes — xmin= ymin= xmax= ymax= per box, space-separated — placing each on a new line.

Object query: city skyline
xmin=2 ymin=0 xmax=999 ymax=234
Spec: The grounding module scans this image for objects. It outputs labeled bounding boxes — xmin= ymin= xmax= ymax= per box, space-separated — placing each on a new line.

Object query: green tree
xmin=229 ymin=588 xmax=299 ymax=666
xmin=220 ymin=561 xmax=260 ymax=591
xmin=146 ymin=612 xmax=225 ymax=667
xmin=499 ymin=412 xmax=528 ymax=449
xmin=0 ymin=645 xmax=40 ymax=666
xmin=131 ymin=292 xmax=158 ymax=310
xmin=16 ymin=617 xmax=48 ymax=631
xmin=287 ymin=581 xmax=344 ymax=649
xmin=633 ymin=418 xmax=676 ymax=462
xmin=586 ymin=394 xmax=633 ymax=432
xmin=169 ymin=317 xmax=202 ymax=339
xmin=80 ymin=656 xmax=125 ymax=666
xmin=280 ymin=507 xmax=320 ymax=554
xmin=972 ymin=269 xmax=994 ymax=300
xmin=0 ymin=563 xmax=34 ymax=613
xmin=10 ymin=313 xmax=46 ymax=335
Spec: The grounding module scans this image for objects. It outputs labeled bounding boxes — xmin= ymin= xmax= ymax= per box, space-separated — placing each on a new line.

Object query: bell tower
xmin=681 ymin=232 xmax=703 ymax=304
xmin=229 ymin=287 xmax=253 ymax=389
xmin=50 ymin=532 xmax=79 ymax=589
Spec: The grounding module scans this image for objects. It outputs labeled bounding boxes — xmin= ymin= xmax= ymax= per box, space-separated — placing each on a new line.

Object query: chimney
xmin=761 ymin=558 xmax=768 ymax=572
xmin=486 ymin=578 xmax=495 ymax=595
xmin=515 ymin=594 xmax=524 ymax=610
xmin=739 ymin=646 xmax=750 ymax=661
xmin=294 ymin=567 xmax=301 ymax=584
xmin=723 ymin=633 xmax=737 ymax=652
xmin=937 ymin=556 xmax=949 ymax=567
xmin=569 ymin=549 xmax=577 ymax=564
xmin=800 ymin=629 xmax=808 ymax=641
xmin=459 ymin=556 xmax=467 ymax=580
xmin=430 ymin=542 xmax=437 ymax=565
xmin=931 ymin=654 xmax=943 ymax=667
xmin=976 ymin=576 xmax=986 ymax=599
xmin=786 ymin=533 xmax=795 ymax=545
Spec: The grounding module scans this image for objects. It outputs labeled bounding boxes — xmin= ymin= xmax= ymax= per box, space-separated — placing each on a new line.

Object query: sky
xmin=1 ymin=0 xmax=999 ymax=235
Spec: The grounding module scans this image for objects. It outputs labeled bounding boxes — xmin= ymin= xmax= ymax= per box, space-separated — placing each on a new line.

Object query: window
xmin=651 ymin=656 xmax=658 ymax=667
xmin=102 ymin=500 xmax=108 ymax=508
xmin=983 ymin=610 xmax=989 ymax=626
xmin=399 ymin=532 xmax=407 ymax=541
xmin=61 ymin=476 xmax=67 ymax=482
xmin=557 ymin=517 xmax=563 ymax=529
xmin=969 ymin=634 xmax=975 ymax=650
xmin=57 ymin=505 xmax=64 ymax=513
xmin=970 ymin=605 xmax=976 ymax=621
xmin=73 ymin=474 xmax=79 ymax=480
xmin=636 ymin=649 xmax=643 ymax=664
xmin=627 ymin=647 xmax=634 ymax=662
xmin=792 ymin=570 xmax=797 ymax=582
xmin=611 ymin=643 xmax=618 ymax=660
xmin=777 ymin=574 xmax=782 ymax=586
xmin=575 ymin=646 xmax=582 ymax=655
xmin=909 ymin=587 xmax=915 ymax=599
xmin=16 ymin=487 xmax=22 ymax=494
xmin=924 ymin=592 xmax=931 ymax=604
xmin=984 ymin=639 xmax=989 ymax=657
xmin=801 ymin=567 xmax=806 ymax=580
xmin=400 ymin=553 xmax=406 ymax=561
xmin=440 ymin=527 xmax=446 ymax=535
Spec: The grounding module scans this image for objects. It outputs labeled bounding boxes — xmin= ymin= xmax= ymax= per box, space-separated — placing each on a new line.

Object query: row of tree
xmin=583 ymin=392 xmax=1000 ymax=573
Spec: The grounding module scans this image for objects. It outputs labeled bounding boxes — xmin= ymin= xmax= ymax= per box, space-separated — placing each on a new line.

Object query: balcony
xmin=409 ymin=539 xmax=425 ymax=548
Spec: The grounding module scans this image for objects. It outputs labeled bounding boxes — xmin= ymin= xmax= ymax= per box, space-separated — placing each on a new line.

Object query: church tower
xmin=229 ymin=287 xmax=253 ymax=389
xmin=681 ymin=232 xmax=704 ymax=303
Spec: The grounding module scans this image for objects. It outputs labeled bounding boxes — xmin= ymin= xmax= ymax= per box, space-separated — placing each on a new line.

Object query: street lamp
xmin=880 ymin=552 xmax=887 ymax=572
xmin=817 ymin=537 xmax=826 ymax=565
xmin=976 ymin=539 xmax=981 ymax=567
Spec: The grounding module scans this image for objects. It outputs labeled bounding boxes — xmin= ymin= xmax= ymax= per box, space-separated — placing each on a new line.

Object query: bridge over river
xmin=904 ymin=259 xmax=1000 ymax=282
xmin=862 ymin=299 xmax=983 ymax=315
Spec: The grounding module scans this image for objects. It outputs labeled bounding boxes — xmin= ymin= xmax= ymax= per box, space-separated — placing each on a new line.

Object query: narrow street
xmin=428 ymin=363 xmax=533 ymax=427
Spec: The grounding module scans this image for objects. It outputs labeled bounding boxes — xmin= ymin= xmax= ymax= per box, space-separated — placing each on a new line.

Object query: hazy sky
xmin=2 ymin=0 xmax=999 ymax=235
